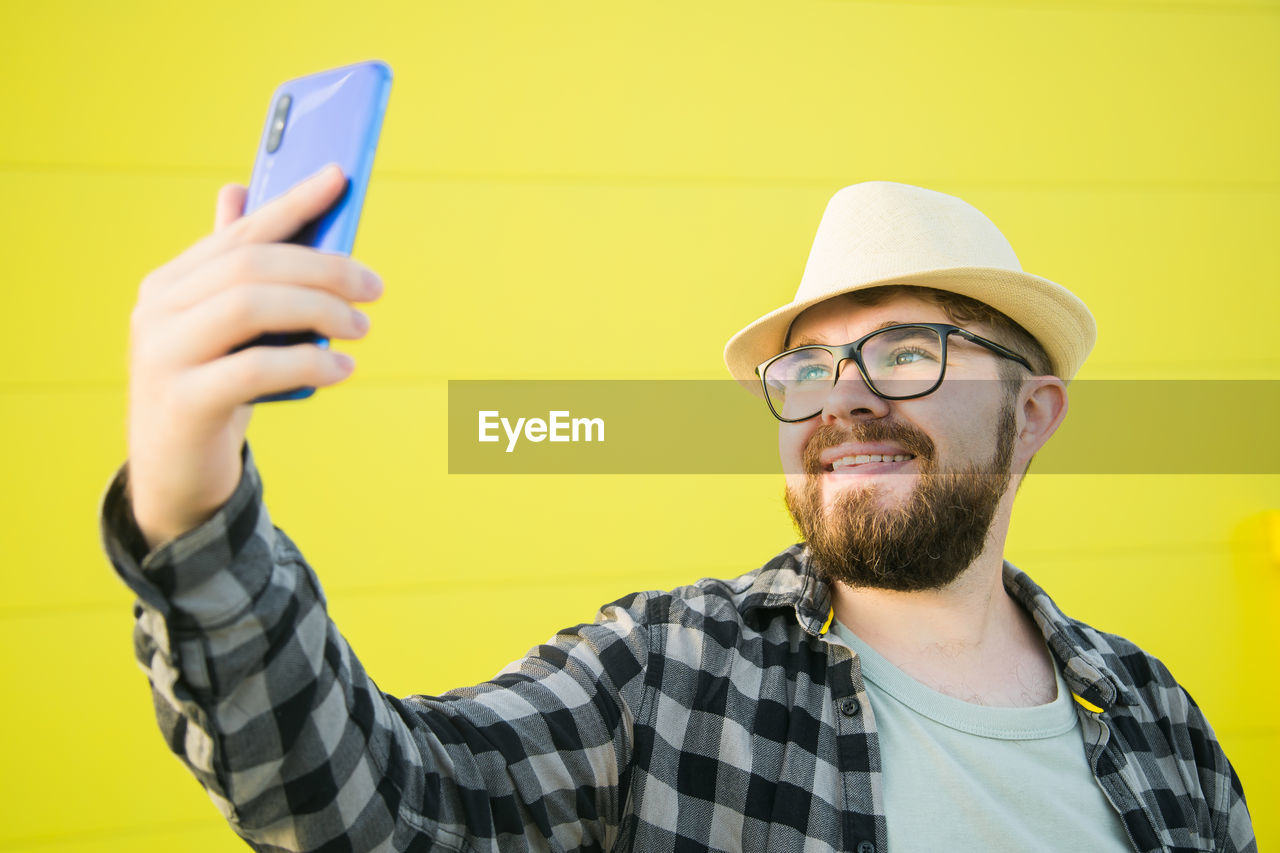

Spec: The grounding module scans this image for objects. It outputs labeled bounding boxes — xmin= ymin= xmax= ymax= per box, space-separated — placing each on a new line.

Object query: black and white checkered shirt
xmin=100 ymin=443 xmax=1255 ymax=852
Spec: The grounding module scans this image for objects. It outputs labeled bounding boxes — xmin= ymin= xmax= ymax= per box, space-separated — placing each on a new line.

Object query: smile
xmin=830 ymin=453 xmax=915 ymax=470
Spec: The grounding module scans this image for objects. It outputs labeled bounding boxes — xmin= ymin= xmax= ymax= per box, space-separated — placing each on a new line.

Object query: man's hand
xmin=126 ymin=164 xmax=383 ymax=551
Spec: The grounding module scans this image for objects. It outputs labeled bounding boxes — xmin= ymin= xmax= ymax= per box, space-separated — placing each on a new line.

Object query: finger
xmin=231 ymin=163 xmax=347 ymax=245
xmin=177 ymin=343 xmax=355 ymax=416
xmin=163 ymin=164 xmax=347 ymax=282
xmin=157 ymin=283 xmax=371 ymax=366
xmin=155 ymin=242 xmax=381 ymax=316
xmin=215 ymin=184 xmax=248 ymax=231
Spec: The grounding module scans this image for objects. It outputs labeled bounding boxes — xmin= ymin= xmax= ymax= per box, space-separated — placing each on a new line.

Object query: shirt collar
xmin=1001 ymin=562 xmax=1140 ymax=710
xmin=739 ymin=544 xmax=832 ymax=636
xmin=742 ymin=545 xmax=1138 ymax=711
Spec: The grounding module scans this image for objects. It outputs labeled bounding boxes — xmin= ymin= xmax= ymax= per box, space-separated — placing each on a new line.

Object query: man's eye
xmin=796 ymin=364 xmax=831 ymax=382
xmin=889 ymin=347 xmax=934 ymax=366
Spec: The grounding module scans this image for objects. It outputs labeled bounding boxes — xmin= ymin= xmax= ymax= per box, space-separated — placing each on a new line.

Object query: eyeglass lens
xmin=764 ymin=326 xmax=944 ymax=419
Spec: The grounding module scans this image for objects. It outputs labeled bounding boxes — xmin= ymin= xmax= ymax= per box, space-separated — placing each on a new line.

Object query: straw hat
xmin=723 ymin=182 xmax=1096 ymax=393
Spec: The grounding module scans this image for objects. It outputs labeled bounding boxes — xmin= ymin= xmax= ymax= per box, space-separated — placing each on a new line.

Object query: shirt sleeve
xmin=1222 ymin=776 xmax=1256 ymax=853
xmin=1156 ymin=670 xmax=1256 ymax=853
xmin=98 ymin=442 xmax=651 ymax=852
xmin=1188 ymin=691 xmax=1257 ymax=853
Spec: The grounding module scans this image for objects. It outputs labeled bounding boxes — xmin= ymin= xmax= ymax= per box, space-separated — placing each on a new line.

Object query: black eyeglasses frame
xmin=755 ymin=322 xmax=1034 ymax=423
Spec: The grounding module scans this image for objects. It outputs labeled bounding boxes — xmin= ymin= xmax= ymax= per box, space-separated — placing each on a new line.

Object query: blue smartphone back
xmin=240 ymin=60 xmax=392 ymax=402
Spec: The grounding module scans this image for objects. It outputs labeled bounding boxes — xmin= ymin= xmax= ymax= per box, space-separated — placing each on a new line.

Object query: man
xmin=101 ymin=172 xmax=1254 ymax=851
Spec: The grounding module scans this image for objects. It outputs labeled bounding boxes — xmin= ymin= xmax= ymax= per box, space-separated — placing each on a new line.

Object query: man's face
xmin=778 ymin=292 xmax=1019 ymax=591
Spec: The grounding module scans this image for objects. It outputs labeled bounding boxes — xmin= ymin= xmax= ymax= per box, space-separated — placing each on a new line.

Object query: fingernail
xmin=351 ymin=308 xmax=370 ymax=334
xmin=314 ymin=163 xmax=342 ymax=182
xmin=362 ymin=268 xmax=384 ymax=297
xmin=333 ymin=351 xmax=355 ymax=372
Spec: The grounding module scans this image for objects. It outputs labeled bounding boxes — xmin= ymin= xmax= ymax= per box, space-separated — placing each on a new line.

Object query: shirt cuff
xmin=98 ymin=441 xmax=279 ymax=629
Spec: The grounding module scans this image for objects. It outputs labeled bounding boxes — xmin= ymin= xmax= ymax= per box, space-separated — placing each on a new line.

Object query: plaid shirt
xmin=100 ymin=443 xmax=1255 ymax=852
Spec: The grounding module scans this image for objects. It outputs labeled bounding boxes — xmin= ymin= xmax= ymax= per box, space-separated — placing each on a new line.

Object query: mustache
xmin=801 ymin=419 xmax=936 ymax=475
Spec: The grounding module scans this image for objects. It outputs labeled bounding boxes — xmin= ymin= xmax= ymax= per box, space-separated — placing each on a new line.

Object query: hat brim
xmin=723 ymin=266 xmax=1096 ymax=396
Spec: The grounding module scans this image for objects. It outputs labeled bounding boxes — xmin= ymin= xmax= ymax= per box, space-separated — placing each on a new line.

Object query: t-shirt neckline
xmin=831 ymin=618 xmax=1079 ymax=741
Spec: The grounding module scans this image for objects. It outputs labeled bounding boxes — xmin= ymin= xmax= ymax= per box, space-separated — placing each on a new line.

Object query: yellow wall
xmin=2 ymin=1 xmax=1276 ymax=849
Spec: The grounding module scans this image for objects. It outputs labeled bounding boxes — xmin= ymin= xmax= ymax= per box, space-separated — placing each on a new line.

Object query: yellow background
xmin=2 ymin=0 xmax=1276 ymax=849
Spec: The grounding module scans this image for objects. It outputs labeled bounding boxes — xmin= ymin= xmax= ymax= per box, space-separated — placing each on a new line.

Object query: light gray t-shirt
xmin=830 ymin=619 xmax=1132 ymax=852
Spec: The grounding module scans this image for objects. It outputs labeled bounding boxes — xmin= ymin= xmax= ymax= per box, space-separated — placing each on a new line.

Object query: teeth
xmin=831 ymin=454 xmax=913 ymax=469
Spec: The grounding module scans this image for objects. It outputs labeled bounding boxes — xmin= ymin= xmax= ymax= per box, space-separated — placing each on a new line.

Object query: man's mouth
xmin=817 ymin=441 xmax=921 ymax=473
xmin=827 ymin=453 xmax=916 ymax=472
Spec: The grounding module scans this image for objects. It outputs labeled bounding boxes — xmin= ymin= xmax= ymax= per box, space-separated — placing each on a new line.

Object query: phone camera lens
xmin=266 ymin=94 xmax=292 ymax=153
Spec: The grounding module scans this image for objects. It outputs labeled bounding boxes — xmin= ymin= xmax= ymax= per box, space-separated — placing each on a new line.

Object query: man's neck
xmin=829 ymin=549 xmax=1059 ymax=708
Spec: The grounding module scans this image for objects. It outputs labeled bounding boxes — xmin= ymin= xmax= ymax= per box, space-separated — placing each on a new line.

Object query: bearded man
xmin=102 ymin=175 xmax=1254 ymax=852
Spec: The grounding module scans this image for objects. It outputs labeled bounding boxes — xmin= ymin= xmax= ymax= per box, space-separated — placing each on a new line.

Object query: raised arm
xmin=101 ymin=443 xmax=647 ymax=850
xmin=104 ymin=173 xmax=648 ymax=850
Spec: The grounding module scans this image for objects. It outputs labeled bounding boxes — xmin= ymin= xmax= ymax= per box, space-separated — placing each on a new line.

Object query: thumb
xmin=214 ymin=183 xmax=248 ymax=231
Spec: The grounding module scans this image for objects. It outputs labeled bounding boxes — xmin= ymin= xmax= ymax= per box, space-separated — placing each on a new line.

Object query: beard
xmin=784 ymin=403 xmax=1017 ymax=592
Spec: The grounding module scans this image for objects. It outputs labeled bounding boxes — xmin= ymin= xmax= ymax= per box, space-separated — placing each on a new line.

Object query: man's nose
xmin=820 ymin=358 xmax=891 ymax=425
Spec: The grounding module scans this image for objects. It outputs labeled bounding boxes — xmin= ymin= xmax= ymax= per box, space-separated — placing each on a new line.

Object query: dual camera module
xmin=265 ymin=94 xmax=292 ymax=153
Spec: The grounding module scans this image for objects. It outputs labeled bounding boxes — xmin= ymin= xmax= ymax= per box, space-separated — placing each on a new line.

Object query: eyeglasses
xmin=756 ymin=323 xmax=1033 ymax=423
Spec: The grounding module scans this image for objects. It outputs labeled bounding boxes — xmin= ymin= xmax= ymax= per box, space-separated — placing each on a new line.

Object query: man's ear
xmin=1017 ymin=377 xmax=1069 ymax=459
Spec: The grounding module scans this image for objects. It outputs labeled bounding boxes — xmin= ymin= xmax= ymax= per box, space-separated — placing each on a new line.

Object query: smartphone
xmin=235 ymin=60 xmax=392 ymax=403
